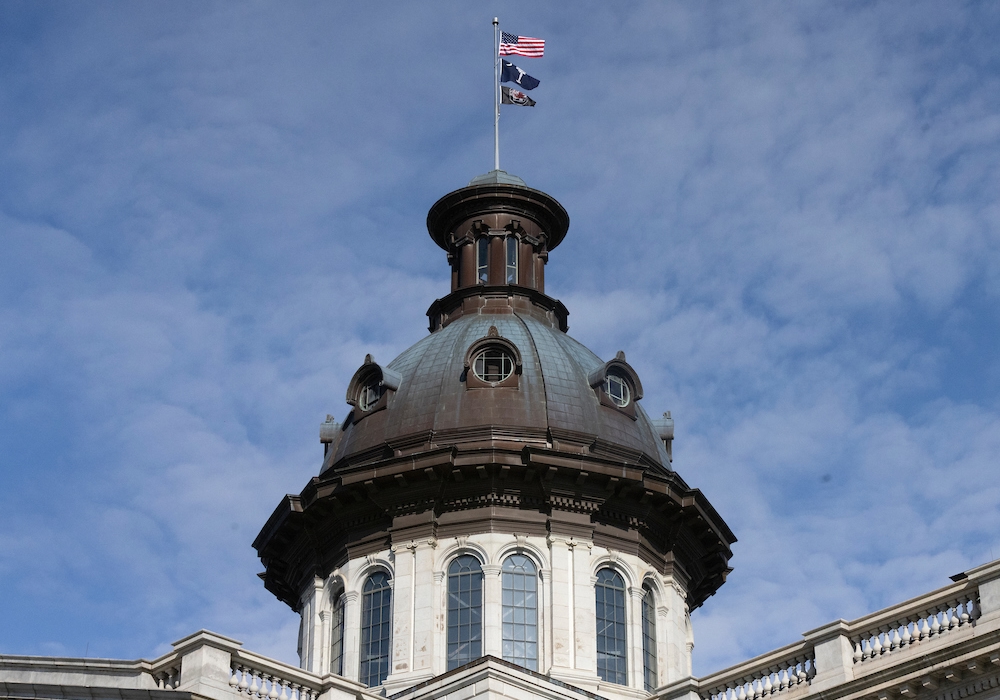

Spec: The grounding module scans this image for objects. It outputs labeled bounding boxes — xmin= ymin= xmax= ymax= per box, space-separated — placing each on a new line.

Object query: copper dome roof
xmin=325 ymin=311 xmax=673 ymax=472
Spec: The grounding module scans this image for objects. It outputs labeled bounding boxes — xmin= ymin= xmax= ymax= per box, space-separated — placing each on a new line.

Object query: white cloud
xmin=1 ymin=0 xmax=999 ymax=681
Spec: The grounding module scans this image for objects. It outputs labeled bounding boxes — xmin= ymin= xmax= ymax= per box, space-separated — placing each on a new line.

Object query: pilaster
xmin=412 ymin=540 xmax=438 ymax=675
xmin=629 ymin=586 xmax=646 ymax=690
xmin=572 ymin=539 xmax=596 ymax=674
xmin=548 ymin=536 xmax=575 ymax=670
xmin=662 ymin=580 xmax=691 ymax=683
xmin=483 ymin=563 xmax=503 ymax=658
xmin=342 ymin=591 xmax=361 ymax=682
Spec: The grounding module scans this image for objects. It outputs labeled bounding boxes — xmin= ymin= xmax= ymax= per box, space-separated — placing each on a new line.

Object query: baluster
xmin=780 ymin=668 xmax=790 ymax=690
xmin=230 ymin=667 xmax=242 ymax=689
xmin=959 ymin=599 xmax=970 ymax=626
xmin=900 ymin=622 xmax=911 ymax=647
xmin=278 ymin=680 xmax=289 ymax=700
xmin=872 ymin=632 xmax=883 ymax=656
xmin=290 ymin=683 xmax=302 ymax=700
xmin=862 ymin=637 xmax=873 ymax=660
xmin=238 ymin=665 xmax=250 ymax=693
xmin=929 ymin=612 xmax=941 ymax=637
xmin=946 ymin=605 xmax=958 ymax=630
xmin=249 ymin=671 xmax=261 ymax=697
xmin=918 ymin=617 xmax=930 ymax=640
xmin=852 ymin=639 xmax=862 ymax=663
xmin=266 ymin=675 xmax=278 ymax=700
xmin=890 ymin=627 xmax=901 ymax=651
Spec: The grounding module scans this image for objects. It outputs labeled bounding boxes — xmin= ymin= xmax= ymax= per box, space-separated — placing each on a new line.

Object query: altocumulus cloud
xmin=1 ymin=0 xmax=999 ymax=676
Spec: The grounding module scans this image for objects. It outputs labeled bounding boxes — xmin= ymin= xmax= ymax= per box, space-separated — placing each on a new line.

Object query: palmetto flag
xmin=501 ymin=86 xmax=536 ymax=107
xmin=500 ymin=60 xmax=540 ymax=90
xmin=499 ymin=32 xmax=544 ymax=58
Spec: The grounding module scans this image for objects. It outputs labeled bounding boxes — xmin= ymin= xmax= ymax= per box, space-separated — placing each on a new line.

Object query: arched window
xmin=641 ymin=585 xmax=658 ymax=691
xmin=501 ymin=554 xmax=538 ymax=670
xmin=595 ymin=569 xmax=627 ymax=685
xmin=505 ymin=236 xmax=518 ymax=284
xmin=330 ymin=592 xmax=345 ymax=676
xmin=477 ymin=237 xmax=489 ymax=284
xmin=447 ymin=555 xmax=484 ymax=670
xmin=360 ymin=572 xmax=392 ymax=687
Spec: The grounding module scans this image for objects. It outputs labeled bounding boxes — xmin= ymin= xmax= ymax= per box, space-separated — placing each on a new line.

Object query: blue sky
xmin=2 ymin=1 xmax=999 ymax=677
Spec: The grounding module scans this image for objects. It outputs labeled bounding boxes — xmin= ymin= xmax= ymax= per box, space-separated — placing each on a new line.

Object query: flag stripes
xmin=499 ymin=32 xmax=544 ymax=57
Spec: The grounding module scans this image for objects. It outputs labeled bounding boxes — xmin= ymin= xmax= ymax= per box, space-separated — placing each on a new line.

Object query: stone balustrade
xmin=150 ymin=650 xmax=181 ymax=689
xmin=1 ymin=630 xmax=380 ymax=700
xmin=229 ymin=650 xmax=323 ymax=700
xmin=699 ymin=641 xmax=815 ymax=700
xmin=848 ymin=588 xmax=981 ymax=665
xmin=655 ymin=558 xmax=1000 ymax=700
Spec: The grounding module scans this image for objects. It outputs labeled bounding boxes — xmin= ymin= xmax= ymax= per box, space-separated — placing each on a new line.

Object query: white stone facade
xmin=295 ymin=533 xmax=694 ymax=700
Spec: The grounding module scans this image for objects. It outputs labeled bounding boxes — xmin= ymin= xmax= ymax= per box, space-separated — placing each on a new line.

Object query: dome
xmin=324 ymin=312 xmax=673 ymax=474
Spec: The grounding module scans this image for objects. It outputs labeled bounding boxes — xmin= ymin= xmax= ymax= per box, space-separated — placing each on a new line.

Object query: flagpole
xmin=493 ymin=17 xmax=500 ymax=172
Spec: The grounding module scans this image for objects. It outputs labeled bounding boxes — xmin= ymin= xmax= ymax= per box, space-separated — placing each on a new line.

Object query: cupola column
xmin=534 ymin=251 xmax=546 ymax=294
xmin=457 ymin=240 xmax=476 ymax=289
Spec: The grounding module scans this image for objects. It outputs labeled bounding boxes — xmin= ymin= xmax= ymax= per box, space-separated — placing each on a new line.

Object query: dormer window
xmin=505 ymin=236 xmax=518 ymax=284
xmin=346 ymin=355 xmax=402 ymax=423
xmin=464 ymin=327 xmax=522 ymax=389
xmin=589 ymin=351 xmax=643 ymax=419
xmin=477 ymin=237 xmax=489 ymax=284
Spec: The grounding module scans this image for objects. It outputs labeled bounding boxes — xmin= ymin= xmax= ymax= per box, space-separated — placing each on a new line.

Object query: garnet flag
xmin=499 ymin=32 xmax=544 ymax=58
xmin=501 ymin=86 xmax=536 ymax=107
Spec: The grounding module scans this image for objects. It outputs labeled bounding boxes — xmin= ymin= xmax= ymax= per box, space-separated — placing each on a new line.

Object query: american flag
xmin=499 ymin=32 xmax=544 ymax=58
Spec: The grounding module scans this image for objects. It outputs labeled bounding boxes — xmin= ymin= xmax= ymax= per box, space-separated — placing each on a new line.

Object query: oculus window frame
xmin=464 ymin=326 xmax=522 ymax=390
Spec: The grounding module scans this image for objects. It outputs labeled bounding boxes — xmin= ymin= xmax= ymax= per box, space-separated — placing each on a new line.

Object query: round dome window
xmin=473 ymin=347 xmax=515 ymax=383
xmin=358 ymin=378 xmax=383 ymax=411
xmin=604 ymin=372 xmax=631 ymax=407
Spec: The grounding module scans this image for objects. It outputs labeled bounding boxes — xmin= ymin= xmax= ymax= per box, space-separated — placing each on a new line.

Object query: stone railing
xmin=0 ymin=630 xmax=380 ymax=700
xmin=655 ymin=558 xmax=1000 ymax=700
xmin=229 ymin=648 xmax=324 ymax=700
xmin=698 ymin=640 xmax=815 ymax=700
xmin=848 ymin=586 xmax=981 ymax=665
xmin=149 ymin=649 xmax=182 ymax=689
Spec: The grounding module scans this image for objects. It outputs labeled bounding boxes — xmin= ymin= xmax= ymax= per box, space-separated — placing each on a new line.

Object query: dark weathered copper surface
xmin=254 ymin=176 xmax=735 ymax=615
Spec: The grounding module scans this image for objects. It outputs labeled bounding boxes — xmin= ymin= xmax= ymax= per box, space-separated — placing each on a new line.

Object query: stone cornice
xmin=254 ymin=439 xmax=735 ymax=612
